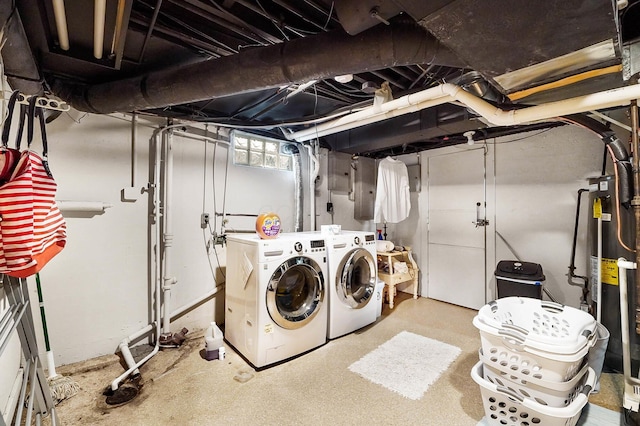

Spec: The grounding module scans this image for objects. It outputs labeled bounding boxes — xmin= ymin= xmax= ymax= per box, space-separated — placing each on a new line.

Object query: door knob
xmin=473 ymin=202 xmax=489 ymax=227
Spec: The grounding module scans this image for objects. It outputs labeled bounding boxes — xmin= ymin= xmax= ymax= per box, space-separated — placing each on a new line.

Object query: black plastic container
xmin=495 ymin=260 xmax=545 ymax=299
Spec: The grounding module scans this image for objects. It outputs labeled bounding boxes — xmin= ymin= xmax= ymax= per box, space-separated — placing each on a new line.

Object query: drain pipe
xmin=283 ymin=144 xmax=303 ymax=232
xmin=159 ymin=128 xmax=179 ymax=344
xmin=110 ymin=128 xmax=164 ymax=390
xmin=112 ymin=123 xmax=230 ymax=389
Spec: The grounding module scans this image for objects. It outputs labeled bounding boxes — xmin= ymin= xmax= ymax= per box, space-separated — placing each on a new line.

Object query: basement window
xmin=232 ymin=131 xmax=292 ymax=171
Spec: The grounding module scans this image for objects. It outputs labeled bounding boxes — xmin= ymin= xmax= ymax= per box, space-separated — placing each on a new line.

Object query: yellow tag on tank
xmin=593 ymin=198 xmax=602 ymax=219
xmin=602 ymin=258 xmax=618 ymax=286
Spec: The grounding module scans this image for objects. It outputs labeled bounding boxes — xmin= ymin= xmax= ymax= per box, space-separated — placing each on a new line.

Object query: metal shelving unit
xmin=0 ymin=275 xmax=57 ymax=426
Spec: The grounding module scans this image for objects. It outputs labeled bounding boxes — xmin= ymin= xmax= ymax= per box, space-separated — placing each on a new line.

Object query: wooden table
xmin=377 ymin=247 xmax=419 ymax=309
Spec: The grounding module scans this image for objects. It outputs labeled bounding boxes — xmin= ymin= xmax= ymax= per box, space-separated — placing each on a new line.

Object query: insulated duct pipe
xmin=283 ymin=144 xmax=303 ymax=232
xmin=287 ymin=83 xmax=640 ymax=142
xmin=51 ymin=21 xmax=465 ymax=114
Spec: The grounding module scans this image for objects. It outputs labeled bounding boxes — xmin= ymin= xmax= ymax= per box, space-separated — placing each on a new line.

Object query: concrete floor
xmin=44 ymin=293 xmax=625 ymax=426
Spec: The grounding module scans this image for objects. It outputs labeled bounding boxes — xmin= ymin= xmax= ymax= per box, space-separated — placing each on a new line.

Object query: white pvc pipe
xmin=52 ymin=0 xmax=69 ymax=51
xmin=597 ymin=215 xmax=602 ymax=323
xmin=94 ymin=0 xmax=106 ymax=59
xmin=287 ymin=82 xmax=640 ymax=142
xmin=56 ymin=201 xmax=113 ymax=213
xmin=617 ymin=258 xmax=640 ymax=411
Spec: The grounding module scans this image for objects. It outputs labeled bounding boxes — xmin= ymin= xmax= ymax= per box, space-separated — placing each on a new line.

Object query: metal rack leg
xmin=1 ymin=276 xmax=58 ymax=425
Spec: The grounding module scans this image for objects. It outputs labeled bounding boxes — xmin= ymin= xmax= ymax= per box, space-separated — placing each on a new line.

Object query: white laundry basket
xmin=473 ymin=297 xmax=597 ymax=382
xmin=480 ymin=349 xmax=590 ymax=408
xmin=472 ymin=360 xmax=595 ymax=426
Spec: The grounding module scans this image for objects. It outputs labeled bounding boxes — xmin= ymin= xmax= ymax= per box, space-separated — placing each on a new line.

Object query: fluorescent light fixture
xmin=52 ymin=0 xmax=69 ymax=50
xmin=94 ymin=0 xmax=106 ymax=59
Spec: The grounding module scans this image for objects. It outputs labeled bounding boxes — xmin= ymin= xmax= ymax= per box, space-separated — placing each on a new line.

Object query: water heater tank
xmin=588 ymin=175 xmax=639 ymax=373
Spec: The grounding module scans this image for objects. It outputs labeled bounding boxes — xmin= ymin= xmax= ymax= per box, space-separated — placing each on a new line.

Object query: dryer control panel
xmin=310 ymin=239 xmax=326 ymax=253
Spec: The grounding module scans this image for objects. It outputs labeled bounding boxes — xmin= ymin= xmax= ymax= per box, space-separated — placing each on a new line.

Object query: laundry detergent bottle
xmin=204 ymin=322 xmax=224 ymax=361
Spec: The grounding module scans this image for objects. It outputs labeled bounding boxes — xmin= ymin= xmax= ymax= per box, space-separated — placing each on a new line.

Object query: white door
xmin=427 ymin=147 xmax=487 ymax=310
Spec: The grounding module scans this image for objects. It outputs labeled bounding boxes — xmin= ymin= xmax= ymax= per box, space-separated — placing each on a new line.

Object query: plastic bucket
xmin=588 ymin=322 xmax=610 ymax=392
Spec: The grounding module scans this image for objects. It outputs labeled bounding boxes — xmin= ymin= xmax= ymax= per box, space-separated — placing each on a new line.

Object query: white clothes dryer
xmin=325 ymin=230 xmax=378 ymax=339
xmin=225 ymin=234 xmax=328 ymax=369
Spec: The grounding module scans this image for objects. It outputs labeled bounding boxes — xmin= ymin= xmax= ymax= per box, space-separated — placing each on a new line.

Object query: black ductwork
xmin=50 ymin=21 xmax=466 ymax=114
xmin=0 ymin=3 xmax=43 ymax=95
xmin=562 ymin=114 xmax=633 ymax=206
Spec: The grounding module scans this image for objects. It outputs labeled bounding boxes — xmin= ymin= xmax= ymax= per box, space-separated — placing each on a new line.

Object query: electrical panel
xmin=328 ymin=151 xmax=352 ymax=192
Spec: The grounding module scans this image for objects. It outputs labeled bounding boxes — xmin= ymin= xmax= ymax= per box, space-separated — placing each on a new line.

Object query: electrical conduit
xmin=304 ymin=141 xmax=319 ymax=231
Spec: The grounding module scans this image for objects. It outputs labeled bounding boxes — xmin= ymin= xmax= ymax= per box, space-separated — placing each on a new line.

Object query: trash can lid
xmin=495 ymin=260 xmax=545 ymax=281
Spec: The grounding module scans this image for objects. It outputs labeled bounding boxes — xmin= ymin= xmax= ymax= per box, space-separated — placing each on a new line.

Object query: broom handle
xmin=35 ymin=273 xmax=56 ymax=377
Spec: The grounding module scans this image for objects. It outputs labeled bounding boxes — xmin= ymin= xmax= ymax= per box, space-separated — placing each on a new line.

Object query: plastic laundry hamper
xmin=473 ymin=297 xmax=598 ymax=383
xmin=479 ymin=349 xmax=591 ymax=408
xmin=471 ymin=360 xmax=595 ymax=426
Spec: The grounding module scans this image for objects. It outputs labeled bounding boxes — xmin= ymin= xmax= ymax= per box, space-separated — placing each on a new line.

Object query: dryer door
xmin=266 ymin=256 xmax=325 ymax=330
xmin=337 ymin=249 xmax=376 ymax=309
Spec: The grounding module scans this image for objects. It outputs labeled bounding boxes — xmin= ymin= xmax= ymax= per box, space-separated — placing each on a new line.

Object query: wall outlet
xmin=201 ymin=213 xmax=210 ymax=229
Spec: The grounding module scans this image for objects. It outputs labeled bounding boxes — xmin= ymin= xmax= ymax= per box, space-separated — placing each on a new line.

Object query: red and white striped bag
xmin=0 ymin=93 xmax=66 ymax=277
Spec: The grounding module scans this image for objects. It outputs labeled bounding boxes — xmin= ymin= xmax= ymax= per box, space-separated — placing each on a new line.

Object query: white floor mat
xmin=348 ymin=330 xmax=461 ymax=400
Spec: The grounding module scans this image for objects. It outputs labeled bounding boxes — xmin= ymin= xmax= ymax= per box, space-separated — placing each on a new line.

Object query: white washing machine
xmin=225 ymin=233 xmax=328 ymax=369
xmin=326 ymin=230 xmax=378 ymax=339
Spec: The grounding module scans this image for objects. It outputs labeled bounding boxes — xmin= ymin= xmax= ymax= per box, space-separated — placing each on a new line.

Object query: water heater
xmin=588 ymin=175 xmax=639 ymax=373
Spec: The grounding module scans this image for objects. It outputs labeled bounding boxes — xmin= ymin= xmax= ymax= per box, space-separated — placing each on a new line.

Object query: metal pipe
xmin=94 ymin=0 xmax=106 ymax=59
xmin=109 ymin=127 xmax=164 ymax=390
xmin=167 ymin=0 xmax=266 ymax=46
xmin=162 ymin=129 xmax=176 ymax=336
xmin=137 ymin=0 xmax=163 ymax=63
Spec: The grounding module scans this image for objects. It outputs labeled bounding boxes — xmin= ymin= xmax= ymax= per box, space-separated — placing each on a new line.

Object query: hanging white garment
xmin=374 ymin=157 xmax=411 ymax=223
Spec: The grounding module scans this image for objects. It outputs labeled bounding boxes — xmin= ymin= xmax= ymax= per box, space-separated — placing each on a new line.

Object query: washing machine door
xmin=266 ymin=256 xmax=325 ymax=330
xmin=337 ymin=249 xmax=376 ymax=309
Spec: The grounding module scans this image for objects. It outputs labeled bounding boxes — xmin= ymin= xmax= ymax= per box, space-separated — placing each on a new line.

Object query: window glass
xmin=232 ymin=131 xmax=293 ymax=171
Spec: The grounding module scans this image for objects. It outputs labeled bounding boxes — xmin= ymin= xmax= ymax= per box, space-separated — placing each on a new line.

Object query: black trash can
xmin=495 ymin=260 xmax=545 ymax=299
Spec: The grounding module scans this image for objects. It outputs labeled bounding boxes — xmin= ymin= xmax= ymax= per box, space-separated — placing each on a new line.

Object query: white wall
xmin=0 ymin=111 xmax=296 ymax=369
xmin=492 ymin=125 xmax=607 ymax=306
xmin=391 ymin=124 xmax=612 ymax=309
